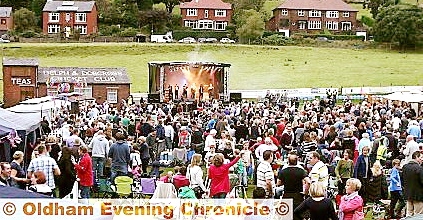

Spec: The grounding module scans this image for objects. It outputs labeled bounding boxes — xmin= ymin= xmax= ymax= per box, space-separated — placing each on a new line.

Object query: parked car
xmin=198 ymin=38 xmax=207 ymax=43
xmin=0 ymin=38 xmax=10 ymax=43
xmin=220 ymin=38 xmax=235 ymax=43
xmin=178 ymin=37 xmax=196 ymax=43
xmin=205 ymin=38 xmax=218 ymax=43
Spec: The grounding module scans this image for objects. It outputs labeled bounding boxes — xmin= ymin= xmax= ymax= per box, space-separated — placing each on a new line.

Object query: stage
xmin=148 ymin=62 xmax=231 ymax=103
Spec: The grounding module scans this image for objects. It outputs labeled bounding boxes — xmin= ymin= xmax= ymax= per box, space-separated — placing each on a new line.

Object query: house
xmin=0 ymin=7 xmax=13 ymax=34
xmin=267 ymin=0 xmax=358 ymax=37
xmin=42 ymin=1 xmax=98 ymax=36
xmin=180 ymin=0 xmax=232 ymax=31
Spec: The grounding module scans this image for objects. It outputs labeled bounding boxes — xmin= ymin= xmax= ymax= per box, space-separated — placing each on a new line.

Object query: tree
xmin=138 ymin=9 xmax=170 ymax=32
xmin=235 ymin=9 xmax=265 ymax=44
xmin=374 ymin=4 xmax=423 ymax=49
xmin=367 ymin=0 xmax=399 ymax=18
xmin=224 ymin=0 xmax=266 ymax=12
xmin=0 ymin=0 xmax=30 ymax=9
xmin=152 ymin=0 xmax=181 ymax=14
xmin=13 ymin=8 xmax=37 ymax=32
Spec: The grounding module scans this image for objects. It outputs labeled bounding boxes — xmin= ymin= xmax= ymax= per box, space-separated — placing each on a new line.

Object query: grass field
xmin=0 ymin=42 xmax=423 ymax=97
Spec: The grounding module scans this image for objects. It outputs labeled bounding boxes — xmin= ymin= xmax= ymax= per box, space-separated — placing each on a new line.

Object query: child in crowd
xmin=235 ymin=149 xmax=247 ymax=187
xmin=388 ymin=159 xmax=405 ymax=219
xmin=159 ymin=171 xmax=173 ymax=183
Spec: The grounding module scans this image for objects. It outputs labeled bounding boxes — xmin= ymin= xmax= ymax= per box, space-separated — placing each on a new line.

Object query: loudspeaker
xmin=148 ymin=94 xmax=160 ymax=103
xmin=70 ymin=101 xmax=79 ymax=114
xmin=230 ymin=93 xmax=242 ymax=103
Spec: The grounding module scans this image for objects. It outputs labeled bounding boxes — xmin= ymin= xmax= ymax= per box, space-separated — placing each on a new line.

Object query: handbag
xmin=352 ymin=210 xmax=365 ymax=220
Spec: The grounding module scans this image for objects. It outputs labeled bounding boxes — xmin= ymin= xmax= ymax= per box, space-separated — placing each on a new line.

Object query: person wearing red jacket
xmin=72 ymin=146 xmax=93 ymax=199
xmin=208 ymin=151 xmax=242 ymax=198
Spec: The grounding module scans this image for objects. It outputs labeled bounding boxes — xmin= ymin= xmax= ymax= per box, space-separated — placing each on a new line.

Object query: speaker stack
xmin=230 ymin=93 xmax=242 ymax=103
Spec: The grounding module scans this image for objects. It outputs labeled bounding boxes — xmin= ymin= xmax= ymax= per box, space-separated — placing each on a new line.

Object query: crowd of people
xmin=1 ymin=93 xmax=423 ymax=219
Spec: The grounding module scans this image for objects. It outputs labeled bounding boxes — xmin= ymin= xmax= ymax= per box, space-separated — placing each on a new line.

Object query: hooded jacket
xmin=90 ymin=134 xmax=110 ymax=158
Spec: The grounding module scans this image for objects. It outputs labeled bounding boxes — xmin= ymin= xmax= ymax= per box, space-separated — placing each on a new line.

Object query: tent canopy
xmin=383 ymin=91 xmax=423 ymax=103
xmin=0 ymin=108 xmax=41 ymax=135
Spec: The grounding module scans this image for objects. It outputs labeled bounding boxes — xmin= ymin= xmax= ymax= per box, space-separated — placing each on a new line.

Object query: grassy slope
xmin=1 ymin=43 xmax=423 ymax=97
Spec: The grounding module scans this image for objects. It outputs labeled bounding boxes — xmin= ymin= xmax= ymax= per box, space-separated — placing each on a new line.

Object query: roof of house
xmin=276 ymin=0 xmax=358 ymax=12
xmin=0 ymin=7 xmax=12 ymax=17
xmin=43 ymin=1 xmax=96 ymax=12
xmin=3 ymin=58 xmax=39 ymax=66
xmin=37 ymin=67 xmax=131 ymax=84
xmin=180 ymin=0 xmax=231 ymax=10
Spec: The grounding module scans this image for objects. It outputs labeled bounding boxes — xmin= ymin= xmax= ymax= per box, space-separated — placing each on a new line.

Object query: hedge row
xmin=293 ymin=33 xmax=365 ymax=41
xmin=173 ymin=30 xmax=230 ymax=40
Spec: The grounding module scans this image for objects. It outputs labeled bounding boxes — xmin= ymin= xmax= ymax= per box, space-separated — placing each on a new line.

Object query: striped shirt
xmin=256 ymin=161 xmax=275 ymax=197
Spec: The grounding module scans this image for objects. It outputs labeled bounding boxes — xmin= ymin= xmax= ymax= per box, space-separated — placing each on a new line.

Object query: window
xmin=215 ymin=10 xmax=226 ymax=17
xmin=343 ymin=12 xmax=350 ymax=17
xmin=74 ymin=86 xmax=92 ymax=99
xmin=187 ymin=9 xmax=197 ymax=16
xmin=215 ymin=21 xmax=227 ymax=30
xmin=107 ymin=89 xmax=118 ymax=103
xmin=298 ymin=21 xmax=306 ymax=30
xmin=309 ymin=10 xmax=321 ymax=17
xmin=75 ymin=25 xmax=87 ymax=34
xmin=282 ymin=9 xmax=288 ymax=16
xmin=326 ymin=11 xmax=339 ymax=18
xmin=1 ymin=19 xmax=6 ymax=24
xmin=297 ymin=10 xmax=304 ymax=16
xmin=75 ymin=13 xmax=87 ymax=22
xmin=49 ymin=13 xmax=60 ymax=22
xmin=205 ymin=10 xmax=208 ymax=18
xmin=198 ymin=20 xmax=213 ymax=29
xmin=326 ymin=21 xmax=338 ymax=30
xmin=341 ymin=22 xmax=352 ymax=30
xmin=48 ymin=24 xmax=61 ymax=34
xmin=308 ymin=20 xmax=321 ymax=29
xmin=184 ymin=20 xmax=198 ymax=29
xmin=65 ymin=13 xmax=71 ymax=22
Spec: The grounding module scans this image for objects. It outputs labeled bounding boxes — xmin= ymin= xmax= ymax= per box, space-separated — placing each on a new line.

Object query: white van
xmin=150 ymin=32 xmax=173 ymax=43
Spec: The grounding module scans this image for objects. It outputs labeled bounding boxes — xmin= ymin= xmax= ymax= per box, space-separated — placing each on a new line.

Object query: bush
xmin=20 ymin=30 xmax=38 ymax=38
xmin=173 ymin=30 xmax=230 ymax=40
xmin=99 ymin=25 xmax=122 ymax=36
xmin=361 ymin=16 xmax=375 ymax=27
xmin=119 ymin=27 xmax=139 ymax=37
xmin=260 ymin=34 xmax=294 ymax=46
xmin=292 ymin=33 xmax=365 ymax=41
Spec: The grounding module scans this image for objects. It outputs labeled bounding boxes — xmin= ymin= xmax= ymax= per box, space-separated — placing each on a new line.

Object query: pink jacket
xmin=339 ymin=194 xmax=363 ymax=220
xmin=208 ymin=156 xmax=240 ymax=197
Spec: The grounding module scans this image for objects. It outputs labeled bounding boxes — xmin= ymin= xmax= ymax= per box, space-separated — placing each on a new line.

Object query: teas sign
xmin=11 ymin=78 xmax=32 ymax=85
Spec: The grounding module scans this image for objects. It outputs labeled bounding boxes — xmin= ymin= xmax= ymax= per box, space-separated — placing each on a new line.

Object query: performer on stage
xmin=167 ymin=84 xmax=173 ymax=101
xmin=208 ymin=83 xmax=214 ymax=100
xmin=175 ymin=84 xmax=179 ymax=100
xmin=198 ymin=84 xmax=204 ymax=101
xmin=182 ymin=84 xmax=188 ymax=99
xmin=190 ymin=83 xmax=196 ymax=99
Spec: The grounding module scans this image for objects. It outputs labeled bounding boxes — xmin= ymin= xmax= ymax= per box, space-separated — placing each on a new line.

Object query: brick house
xmin=180 ymin=0 xmax=232 ymax=31
xmin=267 ymin=0 xmax=358 ymax=37
xmin=42 ymin=1 xmax=98 ymax=36
xmin=3 ymin=58 xmax=130 ymax=107
xmin=0 ymin=7 xmax=13 ymax=34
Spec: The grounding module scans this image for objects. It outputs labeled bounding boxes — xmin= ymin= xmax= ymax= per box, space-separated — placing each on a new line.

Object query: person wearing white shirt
xmin=164 ymin=122 xmax=174 ymax=150
xmin=255 ymin=137 xmax=278 ymax=162
xmin=392 ymin=115 xmax=402 ymax=131
xmin=307 ymin=151 xmax=329 ymax=188
xmin=403 ymin=135 xmax=420 ymax=163
xmin=204 ymin=129 xmax=217 ymax=152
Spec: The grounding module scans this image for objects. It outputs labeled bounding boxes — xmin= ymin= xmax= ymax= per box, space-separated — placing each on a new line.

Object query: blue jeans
xmin=110 ymin=164 xmax=128 ymax=184
xmin=80 ymin=186 xmax=91 ymax=199
xmin=92 ymin=157 xmax=105 ymax=177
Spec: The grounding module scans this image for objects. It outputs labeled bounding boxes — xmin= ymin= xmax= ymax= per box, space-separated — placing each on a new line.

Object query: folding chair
xmin=97 ymin=178 xmax=115 ymax=198
xmin=114 ymin=176 xmax=133 ymax=199
xmin=140 ymin=178 xmax=156 ymax=198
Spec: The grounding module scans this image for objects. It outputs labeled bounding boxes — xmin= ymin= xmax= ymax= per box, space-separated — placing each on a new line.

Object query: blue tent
xmin=0 ymin=185 xmax=51 ymax=198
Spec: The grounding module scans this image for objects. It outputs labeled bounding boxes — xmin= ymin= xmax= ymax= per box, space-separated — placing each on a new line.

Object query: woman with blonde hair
xmin=294 ymin=182 xmax=338 ymax=220
xmin=208 ymin=151 xmax=242 ymax=198
xmin=366 ymin=160 xmax=387 ymax=204
xmin=10 ymin=151 xmax=30 ymax=189
xmin=186 ymin=154 xmax=207 ymax=199
xmin=338 ymin=178 xmax=364 ymax=220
